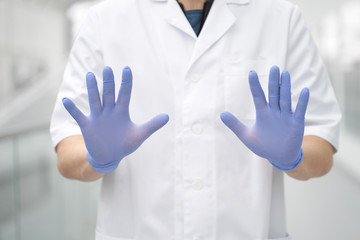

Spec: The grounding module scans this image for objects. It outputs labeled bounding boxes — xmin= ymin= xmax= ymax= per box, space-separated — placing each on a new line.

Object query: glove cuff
xmin=271 ymin=148 xmax=303 ymax=171
xmin=87 ymin=152 xmax=120 ymax=174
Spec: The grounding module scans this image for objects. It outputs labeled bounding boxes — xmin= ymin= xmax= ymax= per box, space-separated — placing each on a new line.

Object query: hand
xmin=220 ymin=66 xmax=310 ymax=171
xmin=62 ymin=66 xmax=169 ymax=173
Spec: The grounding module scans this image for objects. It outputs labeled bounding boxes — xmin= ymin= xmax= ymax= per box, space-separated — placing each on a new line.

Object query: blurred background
xmin=0 ymin=0 xmax=359 ymax=239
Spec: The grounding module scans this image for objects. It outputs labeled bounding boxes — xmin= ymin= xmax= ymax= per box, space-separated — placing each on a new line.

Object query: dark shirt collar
xmin=177 ymin=0 xmax=214 ymax=13
xmin=177 ymin=0 xmax=214 ymax=35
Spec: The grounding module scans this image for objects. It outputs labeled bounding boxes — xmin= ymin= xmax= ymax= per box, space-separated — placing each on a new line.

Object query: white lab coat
xmin=50 ymin=0 xmax=341 ymax=239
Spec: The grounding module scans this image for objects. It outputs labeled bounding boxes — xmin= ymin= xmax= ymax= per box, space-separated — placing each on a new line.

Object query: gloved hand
xmin=220 ymin=66 xmax=310 ymax=171
xmin=62 ymin=66 xmax=169 ymax=173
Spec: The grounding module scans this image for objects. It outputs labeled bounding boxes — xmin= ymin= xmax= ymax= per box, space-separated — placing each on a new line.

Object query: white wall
xmin=0 ymin=0 xmax=67 ymax=133
xmin=286 ymin=1 xmax=360 ymax=239
xmin=285 ymin=163 xmax=360 ymax=239
xmin=0 ymin=0 xmax=359 ymax=239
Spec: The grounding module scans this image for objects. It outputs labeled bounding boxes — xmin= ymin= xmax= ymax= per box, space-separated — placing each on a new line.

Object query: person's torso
xmin=92 ymin=0 xmax=295 ymax=239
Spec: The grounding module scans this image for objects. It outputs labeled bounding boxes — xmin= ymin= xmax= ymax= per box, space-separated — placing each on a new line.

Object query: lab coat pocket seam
xmin=223 ymin=58 xmax=268 ymax=76
xmin=223 ymin=74 xmax=259 ymax=121
xmin=222 ymin=59 xmax=269 ymax=120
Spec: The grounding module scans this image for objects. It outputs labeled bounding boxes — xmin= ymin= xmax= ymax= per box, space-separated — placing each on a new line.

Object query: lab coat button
xmin=191 ymin=124 xmax=203 ymax=135
xmin=192 ymin=180 xmax=203 ymax=191
xmin=190 ymin=74 xmax=200 ymax=83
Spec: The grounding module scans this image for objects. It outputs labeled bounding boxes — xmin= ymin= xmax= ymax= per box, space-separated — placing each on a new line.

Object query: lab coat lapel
xmin=164 ymin=0 xmax=198 ymax=39
xmin=189 ymin=0 xmax=237 ymax=66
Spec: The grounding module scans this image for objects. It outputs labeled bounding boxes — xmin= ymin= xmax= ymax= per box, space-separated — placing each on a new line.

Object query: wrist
xmin=270 ymin=148 xmax=303 ymax=171
xmin=87 ymin=152 xmax=121 ymax=174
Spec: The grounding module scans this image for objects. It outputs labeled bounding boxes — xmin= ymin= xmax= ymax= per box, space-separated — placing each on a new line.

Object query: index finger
xmin=249 ymin=71 xmax=267 ymax=111
xmin=86 ymin=72 xmax=102 ymax=115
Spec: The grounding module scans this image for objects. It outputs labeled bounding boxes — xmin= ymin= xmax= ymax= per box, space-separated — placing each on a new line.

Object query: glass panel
xmin=344 ymin=69 xmax=360 ymax=137
xmin=16 ymin=130 xmax=60 ymax=239
xmin=1 ymin=0 xmax=101 ymax=239
xmin=0 ymin=129 xmax=101 ymax=240
xmin=0 ymin=138 xmax=16 ymax=240
xmin=15 ymin=129 xmax=101 ymax=240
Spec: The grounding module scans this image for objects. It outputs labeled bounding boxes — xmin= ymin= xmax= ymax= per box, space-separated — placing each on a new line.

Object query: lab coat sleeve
xmin=50 ymin=7 xmax=103 ymax=148
xmin=285 ymin=6 xmax=342 ymax=151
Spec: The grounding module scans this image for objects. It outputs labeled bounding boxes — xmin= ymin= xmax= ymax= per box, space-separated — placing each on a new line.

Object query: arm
xmin=56 ymin=135 xmax=104 ymax=182
xmin=221 ymin=66 xmax=336 ymax=180
xmin=58 ymin=66 xmax=169 ymax=178
xmin=286 ymin=135 xmax=334 ymax=181
xmin=221 ymin=66 xmax=309 ymax=172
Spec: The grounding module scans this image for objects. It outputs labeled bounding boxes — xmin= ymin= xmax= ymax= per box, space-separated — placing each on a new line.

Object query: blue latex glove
xmin=62 ymin=66 xmax=169 ymax=173
xmin=220 ymin=66 xmax=310 ymax=171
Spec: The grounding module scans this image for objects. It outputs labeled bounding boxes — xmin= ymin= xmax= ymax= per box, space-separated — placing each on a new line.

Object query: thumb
xmin=139 ymin=113 xmax=170 ymax=140
xmin=220 ymin=111 xmax=248 ymax=142
xmin=62 ymin=97 xmax=86 ymax=126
